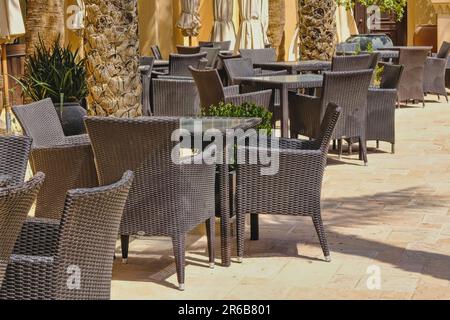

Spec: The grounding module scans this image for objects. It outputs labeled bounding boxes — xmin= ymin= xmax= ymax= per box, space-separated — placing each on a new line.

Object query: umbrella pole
xmin=1 ymin=44 xmax=11 ymax=133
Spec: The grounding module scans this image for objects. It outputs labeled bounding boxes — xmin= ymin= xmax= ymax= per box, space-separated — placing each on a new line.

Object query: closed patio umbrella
xmin=0 ymin=0 xmax=25 ymax=133
xmin=177 ymin=0 xmax=202 ymax=46
xmin=336 ymin=5 xmax=358 ymax=43
xmin=211 ymin=0 xmax=236 ymax=49
xmin=236 ymin=0 xmax=266 ymax=50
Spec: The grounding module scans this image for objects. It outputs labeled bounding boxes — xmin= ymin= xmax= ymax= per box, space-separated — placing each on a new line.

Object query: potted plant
xmin=14 ymin=36 xmax=88 ymax=136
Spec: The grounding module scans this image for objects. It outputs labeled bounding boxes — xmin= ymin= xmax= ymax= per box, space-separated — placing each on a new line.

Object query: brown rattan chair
xmin=0 ymin=173 xmax=44 ymax=288
xmin=85 ymin=117 xmax=216 ymax=291
xmin=397 ymin=47 xmax=430 ymax=107
xmin=12 ymin=99 xmax=98 ymax=220
xmin=176 ymin=45 xmax=201 ymax=55
xmin=151 ymin=45 xmax=163 ymax=60
xmin=152 ymin=78 xmax=200 ymax=116
xmin=367 ymin=63 xmax=404 ymax=154
xmin=423 ymin=41 xmax=450 ymax=102
xmin=200 ymin=47 xmax=221 ymax=68
xmin=288 ymin=70 xmax=373 ymax=165
xmin=189 ymin=66 xmax=272 ymax=111
xmin=0 ymin=135 xmax=32 ymax=186
xmin=199 ymin=41 xmax=232 ymax=51
xmin=235 ymin=103 xmax=342 ymax=262
xmin=239 ymin=48 xmax=277 ymax=64
xmin=139 ymin=56 xmax=155 ymax=116
xmin=166 ymin=52 xmax=208 ymax=77
xmin=0 ymin=171 xmax=133 ymax=300
xmin=331 ymin=54 xmax=372 ymax=71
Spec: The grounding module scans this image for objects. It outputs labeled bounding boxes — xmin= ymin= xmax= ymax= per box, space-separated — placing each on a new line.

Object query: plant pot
xmin=54 ymin=102 xmax=87 ymax=136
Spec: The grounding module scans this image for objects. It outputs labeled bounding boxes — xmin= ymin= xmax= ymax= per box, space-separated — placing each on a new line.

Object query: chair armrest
xmin=156 ymin=75 xmax=193 ymax=81
xmin=152 ymin=70 xmax=169 ymax=77
xmin=64 ymin=134 xmax=90 ymax=145
xmin=223 ymin=85 xmax=240 ymax=96
xmin=13 ymin=217 xmax=60 ymax=256
xmin=0 ymin=254 xmax=55 ymax=300
xmin=253 ymin=68 xmax=263 ymax=74
xmin=225 ymin=90 xmax=272 ymax=108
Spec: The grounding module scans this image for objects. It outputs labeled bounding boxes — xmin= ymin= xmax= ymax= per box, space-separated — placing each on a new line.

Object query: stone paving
xmin=111 ymin=95 xmax=450 ymax=300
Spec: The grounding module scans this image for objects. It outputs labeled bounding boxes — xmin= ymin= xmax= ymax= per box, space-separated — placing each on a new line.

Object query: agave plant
xmin=14 ymin=36 xmax=87 ymax=115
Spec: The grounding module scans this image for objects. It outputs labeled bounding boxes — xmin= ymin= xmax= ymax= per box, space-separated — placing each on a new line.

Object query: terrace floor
xmin=111 ymin=94 xmax=450 ymax=300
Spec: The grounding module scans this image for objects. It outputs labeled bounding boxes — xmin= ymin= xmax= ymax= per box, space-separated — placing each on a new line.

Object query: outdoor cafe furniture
xmin=199 ymin=41 xmax=232 ymax=51
xmin=235 ymin=103 xmax=342 ymax=263
xmin=0 ymin=171 xmax=133 ymax=300
xmin=0 ymin=135 xmax=32 ymax=186
xmin=397 ymin=47 xmax=430 ymax=107
xmin=151 ymin=45 xmax=163 ymax=60
xmin=366 ymin=63 xmax=404 ymax=154
xmin=189 ymin=67 xmax=272 ymax=112
xmin=239 ymin=48 xmax=277 ymax=65
xmin=140 ymin=56 xmax=155 ymax=116
xmin=288 ymin=70 xmax=373 ymax=165
xmin=0 ymin=173 xmax=44 ymax=290
xmin=223 ymin=58 xmax=289 ymax=86
xmin=331 ymin=54 xmax=372 ymax=71
xmin=252 ymin=60 xmax=332 ymax=75
xmin=423 ymin=41 xmax=450 ymax=102
xmin=12 ymin=99 xmax=98 ymax=220
xmin=155 ymin=52 xmax=208 ymax=78
xmin=152 ymin=78 xmax=200 ymax=116
xmin=199 ymin=47 xmax=220 ymax=68
xmin=176 ymin=45 xmax=201 ymax=54
xmin=235 ymin=73 xmax=324 ymax=138
xmin=85 ymin=117 xmax=216 ymax=291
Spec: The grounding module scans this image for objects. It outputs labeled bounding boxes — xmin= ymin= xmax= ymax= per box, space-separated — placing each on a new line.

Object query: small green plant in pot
xmin=14 ymin=36 xmax=88 ymax=136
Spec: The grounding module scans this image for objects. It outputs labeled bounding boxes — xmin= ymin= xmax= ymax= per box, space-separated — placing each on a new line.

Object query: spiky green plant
xmin=14 ymin=36 xmax=87 ymax=115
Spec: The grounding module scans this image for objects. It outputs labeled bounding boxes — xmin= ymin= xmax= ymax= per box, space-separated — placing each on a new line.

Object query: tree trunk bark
xmin=25 ymin=0 xmax=65 ymax=57
xmin=268 ymin=0 xmax=286 ymax=61
xmin=84 ymin=0 xmax=142 ymax=117
xmin=298 ymin=0 xmax=337 ymax=61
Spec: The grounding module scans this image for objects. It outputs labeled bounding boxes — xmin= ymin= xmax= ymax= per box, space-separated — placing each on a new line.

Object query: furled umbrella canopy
xmin=177 ymin=0 xmax=202 ymax=38
xmin=211 ymin=0 xmax=236 ymax=49
xmin=0 ymin=0 xmax=25 ymax=133
xmin=236 ymin=0 xmax=266 ymax=50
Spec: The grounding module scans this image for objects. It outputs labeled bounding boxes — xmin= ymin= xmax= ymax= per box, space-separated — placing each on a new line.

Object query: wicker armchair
xmin=223 ymin=58 xmax=288 ymax=86
xmin=423 ymin=41 xmax=450 ymax=102
xmin=0 ymin=173 xmax=44 ymax=288
xmin=85 ymin=117 xmax=216 ymax=291
xmin=139 ymin=56 xmax=155 ymax=116
xmin=152 ymin=78 xmax=200 ymax=116
xmin=239 ymin=48 xmax=276 ymax=64
xmin=288 ymin=70 xmax=373 ymax=165
xmin=200 ymin=47 xmax=220 ymax=68
xmin=397 ymin=47 xmax=430 ymax=107
xmin=331 ymin=54 xmax=372 ymax=71
xmin=189 ymin=67 xmax=272 ymax=111
xmin=176 ymin=45 xmax=201 ymax=55
xmin=235 ymin=103 xmax=342 ymax=262
xmin=0 ymin=171 xmax=133 ymax=300
xmin=199 ymin=41 xmax=231 ymax=50
xmin=12 ymin=99 xmax=98 ymax=220
xmin=367 ymin=64 xmax=404 ymax=154
xmin=0 ymin=135 xmax=32 ymax=186
xmin=151 ymin=45 xmax=163 ymax=60
xmin=165 ymin=53 xmax=208 ymax=77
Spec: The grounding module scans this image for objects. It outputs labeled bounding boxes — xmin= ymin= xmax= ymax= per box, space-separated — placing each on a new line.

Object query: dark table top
xmin=254 ymin=60 xmax=332 ymax=72
xmin=235 ymin=73 xmax=324 ymax=89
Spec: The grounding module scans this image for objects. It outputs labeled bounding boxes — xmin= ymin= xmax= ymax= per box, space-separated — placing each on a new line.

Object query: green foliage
xmin=337 ymin=0 xmax=407 ymax=21
xmin=14 ymin=35 xmax=87 ymax=106
xmin=374 ymin=64 xmax=384 ymax=87
xmin=366 ymin=41 xmax=374 ymax=53
xmin=202 ymin=102 xmax=273 ymax=136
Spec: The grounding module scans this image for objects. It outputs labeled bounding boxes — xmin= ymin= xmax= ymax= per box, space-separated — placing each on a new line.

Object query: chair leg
xmin=338 ymin=139 xmax=343 ymax=159
xmin=332 ymin=139 xmax=337 ymax=150
xmin=423 ymin=99 xmax=425 ymax=108
xmin=391 ymin=143 xmax=395 ymax=154
xmin=348 ymin=141 xmax=353 ymax=156
xmin=312 ymin=214 xmax=331 ymax=262
xmin=236 ymin=212 xmax=245 ymax=263
xmin=172 ymin=234 xmax=186 ymax=291
xmin=359 ymin=137 xmax=368 ymax=166
xmin=120 ymin=235 xmax=129 ymax=264
xmin=376 ymin=140 xmax=380 ymax=149
xmin=250 ymin=214 xmax=259 ymax=241
xmin=206 ymin=218 xmax=215 ymax=269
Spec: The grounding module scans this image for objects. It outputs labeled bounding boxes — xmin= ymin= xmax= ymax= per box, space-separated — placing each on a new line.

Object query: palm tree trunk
xmin=268 ymin=0 xmax=286 ymax=61
xmin=84 ymin=0 xmax=142 ymax=117
xmin=25 ymin=0 xmax=64 ymax=57
xmin=298 ymin=0 xmax=337 ymax=61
